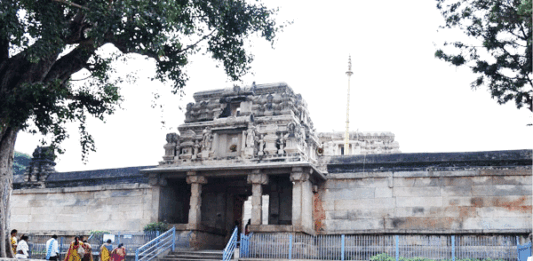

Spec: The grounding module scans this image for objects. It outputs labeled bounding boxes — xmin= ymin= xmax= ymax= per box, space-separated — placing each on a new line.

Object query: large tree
xmin=0 ymin=0 xmax=280 ymax=256
xmin=435 ymin=0 xmax=532 ymax=112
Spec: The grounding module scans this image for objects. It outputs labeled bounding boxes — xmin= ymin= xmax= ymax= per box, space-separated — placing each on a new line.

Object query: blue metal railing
xmin=135 ymin=227 xmax=176 ymax=261
xmin=222 ymin=226 xmax=239 ymax=261
xmin=243 ymin=233 xmax=525 ymax=261
xmin=517 ymin=241 xmax=531 ymax=261
xmin=239 ymin=233 xmax=253 ymax=258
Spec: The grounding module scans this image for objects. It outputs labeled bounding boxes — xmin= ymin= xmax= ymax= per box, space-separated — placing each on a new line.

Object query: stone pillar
xmin=186 ymin=171 xmax=207 ymax=229
xmin=247 ymin=171 xmax=269 ymax=225
xmin=290 ymin=167 xmax=312 ymax=233
xmin=149 ymin=174 xmax=167 ymax=222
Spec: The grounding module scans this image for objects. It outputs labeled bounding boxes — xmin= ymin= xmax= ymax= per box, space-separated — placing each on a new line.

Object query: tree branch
xmin=52 ymin=0 xmax=89 ymax=11
xmin=178 ymin=29 xmax=217 ymax=54
xmin=43 ymin=41 xmax=97 ymax=84
xmin=517 ymin=23 xmax=530 ymax=42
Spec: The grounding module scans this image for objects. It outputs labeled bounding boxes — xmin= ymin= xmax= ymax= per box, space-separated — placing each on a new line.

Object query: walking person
xmin=81 ymin=239 xmax=93 ymax=261
xmin=64 ymin=236 xmax=84 ymax=261
xmin=46 ymin=235 xmax=60 ymax=261
xmin=245 ymin=219 xmax=251 ymax=235
xmin=99 ymin=240 xmax=113 ymax=261
xmin=10 ymin=229 xmax=18 ymax=257
xmin=15 ymin=235 xmax=29 ymax=259
xmin=110 ymin=243 xmax=126 ymax=261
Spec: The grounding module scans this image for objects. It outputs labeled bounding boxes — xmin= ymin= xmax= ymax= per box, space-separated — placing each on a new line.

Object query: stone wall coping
xmin=326 ymin=150 xmax=532 ymax=173
xmin=13 ymin=183 xmax=150 ymax=195
xmin=327 ymin=167 xmax=532 ymax=179
xmin=327 ymin=150 xmax=532 ymax=164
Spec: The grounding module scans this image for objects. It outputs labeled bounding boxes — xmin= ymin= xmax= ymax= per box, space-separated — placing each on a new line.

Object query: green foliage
xmin=143 ymin=222 xmax=168 ymax=232
xmin=435 ymin=0 xmax=532 ymax=112
xmin=12 ymin=151 xmax=31 ymax=175
xmin=89 ymin=230 xmax=110 ymax=235
xmin=370 ymin=253 xmax=396 ymax=261
xmin=0 ymin=0 xmax=282 ymax=160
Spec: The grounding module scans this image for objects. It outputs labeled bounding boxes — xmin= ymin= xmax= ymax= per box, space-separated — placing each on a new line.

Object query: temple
xmin=11 ymin=82 xmax=532 ymax=250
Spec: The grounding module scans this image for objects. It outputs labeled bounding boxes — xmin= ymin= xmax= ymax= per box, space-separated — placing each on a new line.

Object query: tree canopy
xmin=435 ymin=0 xmax=532 ymax=112
xmin=0 ymin=0 xmax=281 ymax=257
xmin=12 ymin=151 xmax=31 ymax=175
xmin=1 ymin=0 xmax=281 ymax=156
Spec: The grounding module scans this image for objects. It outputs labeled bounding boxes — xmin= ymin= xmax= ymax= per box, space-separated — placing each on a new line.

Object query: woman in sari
xmin=99 ymin=240 xmax=112 ymax=261
xmin=110 ymin=244 xmax=126 ymax=261
xmin=64 ymin=236 xmax=83 ymax=261
xmin=81 ymin=240 xmax=93 ymax=261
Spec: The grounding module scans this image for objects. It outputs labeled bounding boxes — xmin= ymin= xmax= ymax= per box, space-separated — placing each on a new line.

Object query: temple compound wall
xmin=10 ymin=83 xmax=532 ymax=250
xmin=317 ymin=151 xmax=532 ymax=234
xmin=11 ymin=166 xmax=156 ymax=233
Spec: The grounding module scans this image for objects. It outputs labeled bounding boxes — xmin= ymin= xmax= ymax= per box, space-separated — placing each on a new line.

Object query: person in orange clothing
xmin=110 ymin=243 xmax=126 ymax=261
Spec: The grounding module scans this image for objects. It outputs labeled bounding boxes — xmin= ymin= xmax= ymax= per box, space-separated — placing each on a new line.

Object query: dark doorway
xmin=160 ymin=178 xmax=190 ymax=224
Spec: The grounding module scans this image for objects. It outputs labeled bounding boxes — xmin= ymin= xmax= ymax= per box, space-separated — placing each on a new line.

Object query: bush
xmin=370 ymin=253 xmax=396 ymax=261
xmin=143 ymin=222 xmax=168 ymax=232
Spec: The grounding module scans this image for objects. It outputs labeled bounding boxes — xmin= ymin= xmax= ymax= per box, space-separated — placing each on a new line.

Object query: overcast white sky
xmin=15 ymin=1 xmax=532 ymax=172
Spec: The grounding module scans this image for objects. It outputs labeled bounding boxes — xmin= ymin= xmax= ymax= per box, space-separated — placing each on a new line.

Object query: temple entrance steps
xmin=158 ymin=250 xmax=223 ymax=261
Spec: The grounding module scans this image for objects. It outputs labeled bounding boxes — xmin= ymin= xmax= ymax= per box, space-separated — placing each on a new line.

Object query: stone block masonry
xmin=319 ymin=150 xmax=532 ymax=235
xmin=10 ymin=183 xmax=154 ymax=233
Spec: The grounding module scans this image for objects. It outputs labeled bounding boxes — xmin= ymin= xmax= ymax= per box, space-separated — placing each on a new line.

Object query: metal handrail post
xmin=171 ymin=228 xmax=176 ymax=252
xmin=341 ymin=235 xmax=345 ymax=261
xmin=135 ymin=248 xmax=139 ymax=261
xmin=395 ymin=235 xmax=399 ymax=261
xmin=222 ymin=226 xmax=238 ymax=261
xmin=451 ymin=235 xmax=455 ymax=261
xmin=516 ymin=236 xmax=520 ymax=261
xmin=289 ymin=234 xmax=293 ymax=260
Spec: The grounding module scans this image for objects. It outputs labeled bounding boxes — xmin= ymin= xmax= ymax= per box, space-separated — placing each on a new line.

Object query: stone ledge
xmin=327 ymin=150 xmax=532 ymax=173
xmin=172 ymin=223 xmax=227 ymax=236
xmin=13 ymin=183 xmax=150 ymax=195
xmin=249 ymin=225 xmax=316 ymax=235
xmin=327 ymin=167 xmax=532 ymax=179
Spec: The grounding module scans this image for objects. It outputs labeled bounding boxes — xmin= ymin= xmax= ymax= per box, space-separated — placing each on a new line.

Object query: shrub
xmin=143 ymin=222 xmax=169 ymax=232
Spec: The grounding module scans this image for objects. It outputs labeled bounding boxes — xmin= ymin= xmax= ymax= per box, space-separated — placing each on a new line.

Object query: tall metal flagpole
xmin=344 ymin=56 xmax=353 ymax=154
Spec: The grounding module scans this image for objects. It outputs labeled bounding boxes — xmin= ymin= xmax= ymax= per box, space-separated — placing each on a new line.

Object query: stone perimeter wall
xmin=10 ymin=183 xmax=154 ymax=233
xmin=317 ymin=167 xmax=532 ymax=234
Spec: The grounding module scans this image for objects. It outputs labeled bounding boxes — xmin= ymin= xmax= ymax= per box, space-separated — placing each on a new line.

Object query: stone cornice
xmin=327 ymin=150 xmax=532 ymax=173
xmin=13 ymin=183 xmax=150 ymax=194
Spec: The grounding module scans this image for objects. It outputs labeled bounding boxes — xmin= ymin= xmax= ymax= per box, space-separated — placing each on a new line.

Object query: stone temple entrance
xmin=143 ymin=83 xmax=327 ymax=249
xmin=146 ymin=164 xmax=323 ymax=249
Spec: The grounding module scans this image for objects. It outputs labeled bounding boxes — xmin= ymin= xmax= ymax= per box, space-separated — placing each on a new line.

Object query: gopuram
xmin=10 ymin=82 xmax=532 ymax=250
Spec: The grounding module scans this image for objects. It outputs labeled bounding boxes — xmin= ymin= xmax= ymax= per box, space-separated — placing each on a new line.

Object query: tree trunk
xmin=0 ymin=127 xmax=18 ymax=257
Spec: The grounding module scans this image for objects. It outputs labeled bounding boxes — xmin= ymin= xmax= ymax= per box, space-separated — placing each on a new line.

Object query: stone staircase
xmin=158 ymin=250 xmax=224 ymax=261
